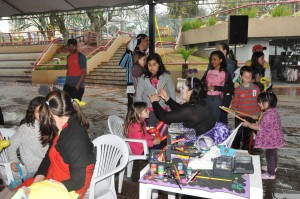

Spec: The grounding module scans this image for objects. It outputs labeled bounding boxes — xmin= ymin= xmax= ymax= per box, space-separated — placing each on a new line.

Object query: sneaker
xmin=261 ymin=166 xmax=278 ymax=172
xmin=262 ymin=172 xmax=276 ymax=180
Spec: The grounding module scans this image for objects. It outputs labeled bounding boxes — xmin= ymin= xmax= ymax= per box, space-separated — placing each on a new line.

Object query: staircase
xmin=85 ymin=44 xmax=127 ymax=87
xmin=0 ymin=51 xmax=42 ymax=83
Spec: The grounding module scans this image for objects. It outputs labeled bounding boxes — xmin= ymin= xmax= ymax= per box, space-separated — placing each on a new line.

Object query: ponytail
xmin=39 ymin=90 xmax=89 ymax=144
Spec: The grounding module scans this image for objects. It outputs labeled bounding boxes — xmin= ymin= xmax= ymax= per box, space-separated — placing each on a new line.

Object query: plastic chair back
xmin=107 ymin=115 xmax=125 ymax=138
xmin=88 ymin=134 xmax=129 ymax=199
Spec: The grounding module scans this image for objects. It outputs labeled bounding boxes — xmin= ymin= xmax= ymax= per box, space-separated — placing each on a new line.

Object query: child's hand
xmin=242 ymin=122 xmax=251 ymax=127
xmin=251 ymin=115 xmax=259 ymax=120
xmin=33 ymin=175 xmax=45 ymax=183
xmin=10 ymin=162 xmax=19 ymax=172
xmin=148 ymin=94 xmax=160 ymax=103
xmin=207 ymin=85 xmax=215 ymax=92
xmin=159 ymin=89 xmax=170 ymax=101
xmin=153 ymin=138 xmax=161 ymax=145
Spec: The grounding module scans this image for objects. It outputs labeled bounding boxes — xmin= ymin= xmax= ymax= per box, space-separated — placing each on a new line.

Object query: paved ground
xmin=0 ymin=81 xmax=300 ymax=199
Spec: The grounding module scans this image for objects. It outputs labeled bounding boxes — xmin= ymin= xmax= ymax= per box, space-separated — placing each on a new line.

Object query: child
xmin=135 ymin=53 xmax=176 ymax=134
xmin=243 ymin=91 xmax=285 ymax=180
xmin=132 ymin=51 xmax=147 ymax=96
xmin=250 ymin=52 xmax=265 ymax=92
xmin=8 ymin=96 xmax=49 ymax=177
xmin=231 ymin=66 xmax=261 ymax=151
xmin=201 ymin=50 xmax=234 ymax=122
xmin=124 ymin=102 xmax=161 ymax=155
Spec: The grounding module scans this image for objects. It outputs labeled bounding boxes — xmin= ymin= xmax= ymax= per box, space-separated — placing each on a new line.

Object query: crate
xmin=233 ymin=156 xmax=254 ymax=174
xmin=213 ymin=156 xmax=233 ymax=177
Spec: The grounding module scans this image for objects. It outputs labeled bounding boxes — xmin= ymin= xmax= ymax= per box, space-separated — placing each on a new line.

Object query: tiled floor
xmin=0 ymin=81 xmax=300 ymax=199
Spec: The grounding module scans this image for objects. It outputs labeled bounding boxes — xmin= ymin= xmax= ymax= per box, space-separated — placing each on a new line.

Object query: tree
xmin=167 ymin=1 xmax=199 ymax=18
xmin=49 ymin=13 xmax=69 ymax=43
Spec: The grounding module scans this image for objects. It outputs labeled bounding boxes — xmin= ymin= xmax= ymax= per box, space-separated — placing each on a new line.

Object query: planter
xmin=176 ymin=78 xmax=186 ymax=92
xmin=182 ymin=63 xmax=188 ymax=79
xmin=32 ymin=70 xmax=67 ymax=84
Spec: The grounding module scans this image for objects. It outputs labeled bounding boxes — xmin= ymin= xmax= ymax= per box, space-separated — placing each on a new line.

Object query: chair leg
xmin=126 ymin=161 xmax=133 ymax=178
xmin=118 ymin=169 xmax=125 ymax=193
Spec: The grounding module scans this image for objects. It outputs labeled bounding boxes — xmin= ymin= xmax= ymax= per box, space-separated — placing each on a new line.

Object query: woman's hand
xmin=10 ymin=162 xmax=19 ymax=172
xmin=148 ymin=94 xmax=160 ymax=103
xmin=159 ymin=89 xmax=170 ymax=101
xmin=33 ymin=175 xmax=45 ymax=183
xmin=207 ymin=85 xmax=214 ymax=92
xmin=153 ymin=138 xmax=161 ymax=145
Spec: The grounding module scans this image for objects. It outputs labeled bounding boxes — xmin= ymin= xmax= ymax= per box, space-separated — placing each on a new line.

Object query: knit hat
xmin=252 ymin=44 xmax=267 ymax=52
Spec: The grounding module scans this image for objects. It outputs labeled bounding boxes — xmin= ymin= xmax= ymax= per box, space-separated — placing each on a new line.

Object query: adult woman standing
xmin=149 ymin=77 xmax=215 ymax=136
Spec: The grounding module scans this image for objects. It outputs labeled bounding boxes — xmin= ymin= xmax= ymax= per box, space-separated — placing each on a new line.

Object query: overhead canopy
xmin=0 ymin=0 xmax=191 ymax=17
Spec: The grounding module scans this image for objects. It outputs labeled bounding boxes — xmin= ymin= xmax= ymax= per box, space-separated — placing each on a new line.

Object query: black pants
xmin=265 ymin=148 xmax=278 ymax=175
xmin=232 ymin=117 xmax=256 ymax=151
xmin=219 ymin=94 xmax=232 ymax=124
xmin=127 ymin=93 xmax=134 ymax=111
xmin=63 ymin=84 xmax=84 ymax=101
xmin=0 ymin=107 xmax=4 ymax=125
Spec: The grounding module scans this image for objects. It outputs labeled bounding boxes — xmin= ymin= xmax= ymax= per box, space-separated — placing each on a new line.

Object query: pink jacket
xmin=255 ymin=108 xmax=285 ymax=149
xmin=128 ymin=121 xmax=154 ymax=155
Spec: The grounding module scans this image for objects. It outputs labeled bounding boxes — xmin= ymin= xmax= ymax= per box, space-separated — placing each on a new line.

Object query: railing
xmin=155 ymin=41 xmax=176 ymax=49
xmin=86 ymin=31 xmax=134 ymax=57
xmin=33 ymin=30 xmax=134 ymax=70
xmin=33 ymin=38 xmax=63 ymax=69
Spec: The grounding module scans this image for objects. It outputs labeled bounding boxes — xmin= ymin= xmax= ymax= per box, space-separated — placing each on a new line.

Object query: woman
xmin=250 ymin=51 xmax=265 ymax=91
xmin=149 ymin=77 xmax=215 ymax=136
xmin=22 ymin=90 xmax=95 ymax=199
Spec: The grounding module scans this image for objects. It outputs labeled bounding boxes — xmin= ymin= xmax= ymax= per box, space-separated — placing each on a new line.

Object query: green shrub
xmin=36 ymin=65 xmax=67 ymax=70
xmin=240 ymin=7 xmax=258 ymax=18
xmin=179 ymin=47 xmax=198 ymax=63
xmin=207 ymin=16 xmax=217 ymax=26
xmin=272 ymin=5 xmax=292 ymax=17
xmin=182 ymin=19 xmax=204 ymax=31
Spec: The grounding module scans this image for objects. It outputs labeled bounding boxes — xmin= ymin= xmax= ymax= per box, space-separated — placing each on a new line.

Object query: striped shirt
xmin=231 ymin=83 xmax=261 ymax=116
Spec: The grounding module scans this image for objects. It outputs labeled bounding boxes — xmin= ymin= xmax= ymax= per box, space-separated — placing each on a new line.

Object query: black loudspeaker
xmin=228 ymin=15 xmax=248 ymax=44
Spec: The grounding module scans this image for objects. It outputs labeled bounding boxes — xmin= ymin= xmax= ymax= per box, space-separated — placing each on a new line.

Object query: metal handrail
xmin=86 ymin=31 xmax=133 ymax=57
xmin=33 ymin=38 xmax=63 ymax=69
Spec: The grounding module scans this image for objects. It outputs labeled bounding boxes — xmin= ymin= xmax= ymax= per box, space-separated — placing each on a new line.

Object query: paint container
xmin=157 ymin=165 xmax=164 ymax=179
xmin=150 ymin=164 xmax=157 ymax=175
xmin=178 ymin=162 xmax=183 ymax=171
xmin=187 ymin=167 xmax=193 ymax=177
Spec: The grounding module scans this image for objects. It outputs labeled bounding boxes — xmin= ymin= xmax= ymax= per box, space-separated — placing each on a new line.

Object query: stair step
xmin=96 ymin=65 xmax=122 ymax=69
xmin=86 ymin=75 xmax=126 ymax=81
xmin=0 ymin=66 xmax=33 ymax=69
xmin=94 ymin=67 xmax=125 ymax=72
xmin=90 ymin=70 xmax=126 ymax=75
xmin=85 ymin=79 xmax=127 ymax=86
xmin=99 ymin=61 xmax=120 ymax=66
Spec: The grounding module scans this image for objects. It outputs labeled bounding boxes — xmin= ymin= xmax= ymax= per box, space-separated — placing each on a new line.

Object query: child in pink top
xmin=124 ymin=102 xmax=161 ymax=155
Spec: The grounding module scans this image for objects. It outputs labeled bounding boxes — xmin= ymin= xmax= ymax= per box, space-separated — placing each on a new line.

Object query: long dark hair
xmin=144 ymin=53 xmax=169 ymax=78
xmin=258 ymin=91 xmax=277 ymax=109
xmin=20 ymin=96 xmax=45 ymax=127
xmin=250 ymin=51 xmax=265 ymax=78
xmin=219 ymin=43 xmax=238 ymax=68
xmin=124 ymin=102 xmax=147 ymax=137
xmin=39 ymin=90 xmax=89 ymax=144
xmin=136 ymin=34 xmax=148 ymax=46
xmin=186 ymin=77 xmax=207 ymax=105
xmin=209 ymin=50 xmax=227 ymax=72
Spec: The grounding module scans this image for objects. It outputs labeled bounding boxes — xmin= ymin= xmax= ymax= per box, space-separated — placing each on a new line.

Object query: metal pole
xmin=148 ymin=0 xmax=156 ymax=55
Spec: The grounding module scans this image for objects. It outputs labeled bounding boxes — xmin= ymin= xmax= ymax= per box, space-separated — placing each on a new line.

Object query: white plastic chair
xmin=0 ymin=128 xmax=16 ymax=185
xmin=87 ymin=134 xmax=129 ymax=199
xmin=107 ymin=115 xmax=149 ymax=193
xmin=219 ymin=123 xmax=243 ymax=148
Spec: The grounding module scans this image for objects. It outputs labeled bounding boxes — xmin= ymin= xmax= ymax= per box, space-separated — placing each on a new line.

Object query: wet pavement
xmin=0 ymin=81 xmax=300 ymax=199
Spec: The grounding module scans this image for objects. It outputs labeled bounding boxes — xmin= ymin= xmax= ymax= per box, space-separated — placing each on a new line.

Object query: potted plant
xmin=179 ymin=47 xmax=198 ymax=78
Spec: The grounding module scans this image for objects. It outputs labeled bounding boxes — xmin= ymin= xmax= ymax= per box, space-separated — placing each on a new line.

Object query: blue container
xmin=57 ymin=76 xmax=66 ymax=86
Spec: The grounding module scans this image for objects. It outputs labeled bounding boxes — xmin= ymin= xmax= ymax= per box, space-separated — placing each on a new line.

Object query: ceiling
xmin=0 ymin=0 xmax=191 ymax=17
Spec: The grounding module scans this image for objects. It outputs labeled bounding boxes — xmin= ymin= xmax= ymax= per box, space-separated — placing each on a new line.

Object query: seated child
xmin=124 ymin=102 xmax=161 ymax=155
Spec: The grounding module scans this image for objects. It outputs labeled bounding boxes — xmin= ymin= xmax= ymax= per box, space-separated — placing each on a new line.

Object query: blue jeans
xmin=205 ymin=95 xmax=222 ymax=122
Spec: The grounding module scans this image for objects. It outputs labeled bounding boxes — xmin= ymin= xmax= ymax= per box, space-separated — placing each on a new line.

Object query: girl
xmin=135 ymin=53 xmax=176 ymax=134
xmin=132 ymin=51 xmax=147 ymax=96
xmin=216 ymin=43 xmax=238 ymax=125
xmin=19 ymin=90 xmax=96 ymax=199
xmin=150 ymin=77 xmax=215 ymax=137
xmin=243 ymin=91 xmax=284 ymax=180
xmin=201 ymin=51 xmax=234 ymax=122
xmin=8 ymin=96 xmax=49 ymax=177
xmin=250 ymin=51 xmax=265 ymax=91
xmin=124 ymin=102 xmax=161 ymax=155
